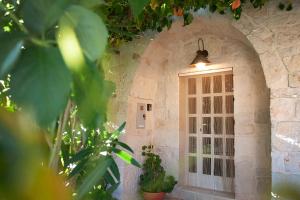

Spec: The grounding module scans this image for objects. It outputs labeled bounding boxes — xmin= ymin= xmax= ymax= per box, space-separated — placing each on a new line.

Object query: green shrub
xmin=139 ymin=145 xmax=177 ymax=193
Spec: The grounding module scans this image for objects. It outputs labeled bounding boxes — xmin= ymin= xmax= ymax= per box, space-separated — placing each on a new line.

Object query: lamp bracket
xmin=198 ymin=38 xmax=205 ymax=51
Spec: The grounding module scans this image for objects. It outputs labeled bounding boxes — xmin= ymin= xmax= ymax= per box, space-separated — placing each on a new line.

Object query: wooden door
xmin=185 ymin=71 xmax=235 ymax=193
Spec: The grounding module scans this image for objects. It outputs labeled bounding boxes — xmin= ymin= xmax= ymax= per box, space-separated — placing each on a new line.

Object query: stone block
xmin=255 ymin=135 xmax=271 ymax=165
xmin=256 ymin=177 xmax=271 ymax=198
xmin=248 ymin=35 xmax=273 ymax=54
xmin=270 ymin=98 xmax=296 ymax=121
xmin=289 ymin=72 xmax=300 ymax=87
xmin=235 ymin=193 xmax=256 ymax=200
xmin=232 ymin=14 xmax=255 ymax=36
xmin=247 ymin=27 xmax=274 ymax=54
xmin=259 ymin=51 xmax=288 ymax=89
xmin=277 ymin=45 xmax=300 ymax=60
xmin=235 ymin=159 xmax=256 ymax=194
xmin=236 ymin=123 xmax=255 ymax=135
xmin=277 ymin=24 xmax=300 ymax=48
xmin=287 ymin=54 xmax=300 ymax=73
xmin=256 ymin=168 xmax=271 ymax=177
xmin=273 ymin=122 xmax=300 ymax=152
xmin=254 ymin=109 xmax=270 ymax=124
xmin=271 ymin=151 xmax=287 ymax=173
xmin=296 ymin=101 xmax=300 ymax=120
xmin=284 ymin=152 xmax=300 ymax=174
xmin=271 ymin=88 xmax=300 ymax=98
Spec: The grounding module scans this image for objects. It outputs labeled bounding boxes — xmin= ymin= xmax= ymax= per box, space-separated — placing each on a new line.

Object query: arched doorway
xmin=121 ymin=16 xmax=271 ymax=200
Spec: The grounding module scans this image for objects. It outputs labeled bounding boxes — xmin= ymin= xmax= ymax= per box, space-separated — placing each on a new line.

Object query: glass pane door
xmin=185 ymin=71 xmax=234 ymax=193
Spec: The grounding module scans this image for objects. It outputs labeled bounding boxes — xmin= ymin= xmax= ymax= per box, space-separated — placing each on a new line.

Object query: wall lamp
xmin=190 ymin=38 xmax=210 ymax=69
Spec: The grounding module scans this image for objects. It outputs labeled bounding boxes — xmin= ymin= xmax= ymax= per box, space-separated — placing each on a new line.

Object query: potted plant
xmin=139 ymin=145 xmax=177 ymax=200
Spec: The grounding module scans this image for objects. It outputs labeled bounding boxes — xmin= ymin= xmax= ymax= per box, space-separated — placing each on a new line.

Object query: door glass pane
xmin=202 ymin=137 xmax=211 ymax=154
xmin=226 ymin=159 xmax=235 ymax=178
xmin=189 ymin=137 xmax=197 ymax=153
xmin=226 ymin=117 xmax=234 ymax=135
xmin=203 ymin=117 xmax=211 ymax=134
xmin=188 ymin=78 xmax=196 ymax=94
xmin=189 ymin=156 xmax=197 ymax=173
xmin=185 ymin=72 xmax=234 ymax=183
xmin=226 ymin=95 xmax=234 ymax=113
xmin=226 ymin=138 xmax=234 ymax=156
xmin=214 ymin=96 xmax=222 ymax=114
xmin=214 ymin=138 xmax=223 ymax=155
xmin=202 ymin=77 xmax=210 ymax=94
xmin=214 ymin=117 xmax=223 ymax=135
xmin=213 ymin=75 xmax=222 ymax=93
xmin=214 ymin=158 xmax=223 ymax=176
xmin=202 ymin=97 xmax=211 ymax=114
xmin=203 ymin=157 xmax=211 ymax=175
xmin=189 ymin=117 xmax=197 ymax=134
xmin=189 ymin=98 xmax=196 ymax=114
xmin=225 ymin=74 xmax=233 ymax=92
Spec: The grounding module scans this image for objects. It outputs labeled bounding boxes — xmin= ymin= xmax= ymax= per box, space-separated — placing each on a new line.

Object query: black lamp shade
xmin=190 ymin=50 xmax=210 ymax=67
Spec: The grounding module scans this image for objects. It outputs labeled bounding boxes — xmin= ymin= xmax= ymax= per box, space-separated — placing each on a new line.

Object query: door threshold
xmin=171 ymin=185 xmax=235 ymax=200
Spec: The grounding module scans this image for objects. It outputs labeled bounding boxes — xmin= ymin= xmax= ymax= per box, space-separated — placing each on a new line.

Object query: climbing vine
xmin=96 ymin=0 xmax=269 ymax=46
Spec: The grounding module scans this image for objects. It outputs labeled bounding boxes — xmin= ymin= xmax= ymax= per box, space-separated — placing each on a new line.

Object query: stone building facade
xmin=103 ymin=1 xmax=300 ymax=199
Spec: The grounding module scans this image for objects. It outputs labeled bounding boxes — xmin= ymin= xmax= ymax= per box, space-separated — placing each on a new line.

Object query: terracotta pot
xmin=143 ymin=192 xmax=166 ymax=200
xmin=173 ymin=7 xmax=183 ymax=16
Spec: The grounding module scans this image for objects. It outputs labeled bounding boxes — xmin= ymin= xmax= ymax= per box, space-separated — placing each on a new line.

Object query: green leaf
xmin=21 ymin=0 xmax=70 ymax=34
xmin=111 ymin=122 xmax=126 ymax=139
xmin=0 ymin=32 xmax=24 ymax=78
xmin=110 ymin=159 xmax=120 ymax=181
xmin=117 ymin=141 xmax=134 ymax=153
xmin=117 ymin=122 xmax=126 ymax=132
xmin=67 ymin=148 xmax=93 ymax=165
xmin=128 ymin=0 xmax=150 ymax=18
xmin=104 ymin=170 xmax=117 ymax=185
xmin=184 ymin=13 xmax=193 ymax=26
xmin=9 ymin=46 xmax=71 ymax=126
xmin=107 ymin=182 xmax=120 ymax=193
xmin=112 ymin=148 xmax=141 ymax=168
xmin=58 ymin=5 xmax=108 ymax=61
xmin=69 ymin=158 xmax=88 ymax=178
xmin=61 ymin=141 xmax=70 ymax=168
xmin=78 ymin=0 xmax=105 ymax=8
xmin=73 ymin=63 xmax=115 ymax=128
xmin=76 ymin=156 xmax=112 ymax=199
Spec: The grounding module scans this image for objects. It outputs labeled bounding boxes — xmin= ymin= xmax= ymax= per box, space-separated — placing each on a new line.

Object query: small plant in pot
xmin=139 ymin=145 xmax=177 ymax=200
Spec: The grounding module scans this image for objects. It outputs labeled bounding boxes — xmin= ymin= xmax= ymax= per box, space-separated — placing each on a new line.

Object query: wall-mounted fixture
xmin=190 ymin=38 xmax=210 ymax=69
xmin=147 ymin=104 xmax=152 ymax=111
xmin=136 ymin=103 xmax=146 ymax=129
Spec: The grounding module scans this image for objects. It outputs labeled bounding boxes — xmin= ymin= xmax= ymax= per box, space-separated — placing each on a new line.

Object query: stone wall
xmin=233 ymin=0 xmax=300 ymax=195
xmin=103 ymin=0 xmax=300 ymax=199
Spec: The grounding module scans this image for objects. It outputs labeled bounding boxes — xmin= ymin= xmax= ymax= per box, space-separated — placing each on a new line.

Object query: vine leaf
xmin=9 ymin=46 xmax=71 ymax=126
xmin=21 ymin=0 xmax=70 ymax=34
xmin=77 ymin=0 xmax=105 ymax=8
xmin=128 ymin=0 xmax=150 ymax=18
xmin=58 ymin=5 xmax=108 ymax=62
xmin=0 ymin=32 xmax=24 ymax=78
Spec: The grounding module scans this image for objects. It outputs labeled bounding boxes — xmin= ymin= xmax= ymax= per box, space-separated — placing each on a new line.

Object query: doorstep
xmin=168 ymin=185 xmax=235 ymax=200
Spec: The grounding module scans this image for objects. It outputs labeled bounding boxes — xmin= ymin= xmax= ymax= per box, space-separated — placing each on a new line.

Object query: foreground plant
xmin=0 ymin=0 xmax=141 ymax=199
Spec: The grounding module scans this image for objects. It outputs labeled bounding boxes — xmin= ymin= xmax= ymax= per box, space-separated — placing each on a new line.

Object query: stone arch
xmin=121 ymin=16 xmax=272 ymax=200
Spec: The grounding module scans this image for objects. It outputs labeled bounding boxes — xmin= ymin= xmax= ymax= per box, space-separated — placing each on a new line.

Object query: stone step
xmin=170 ymin=185 xmax=235 ymax=200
